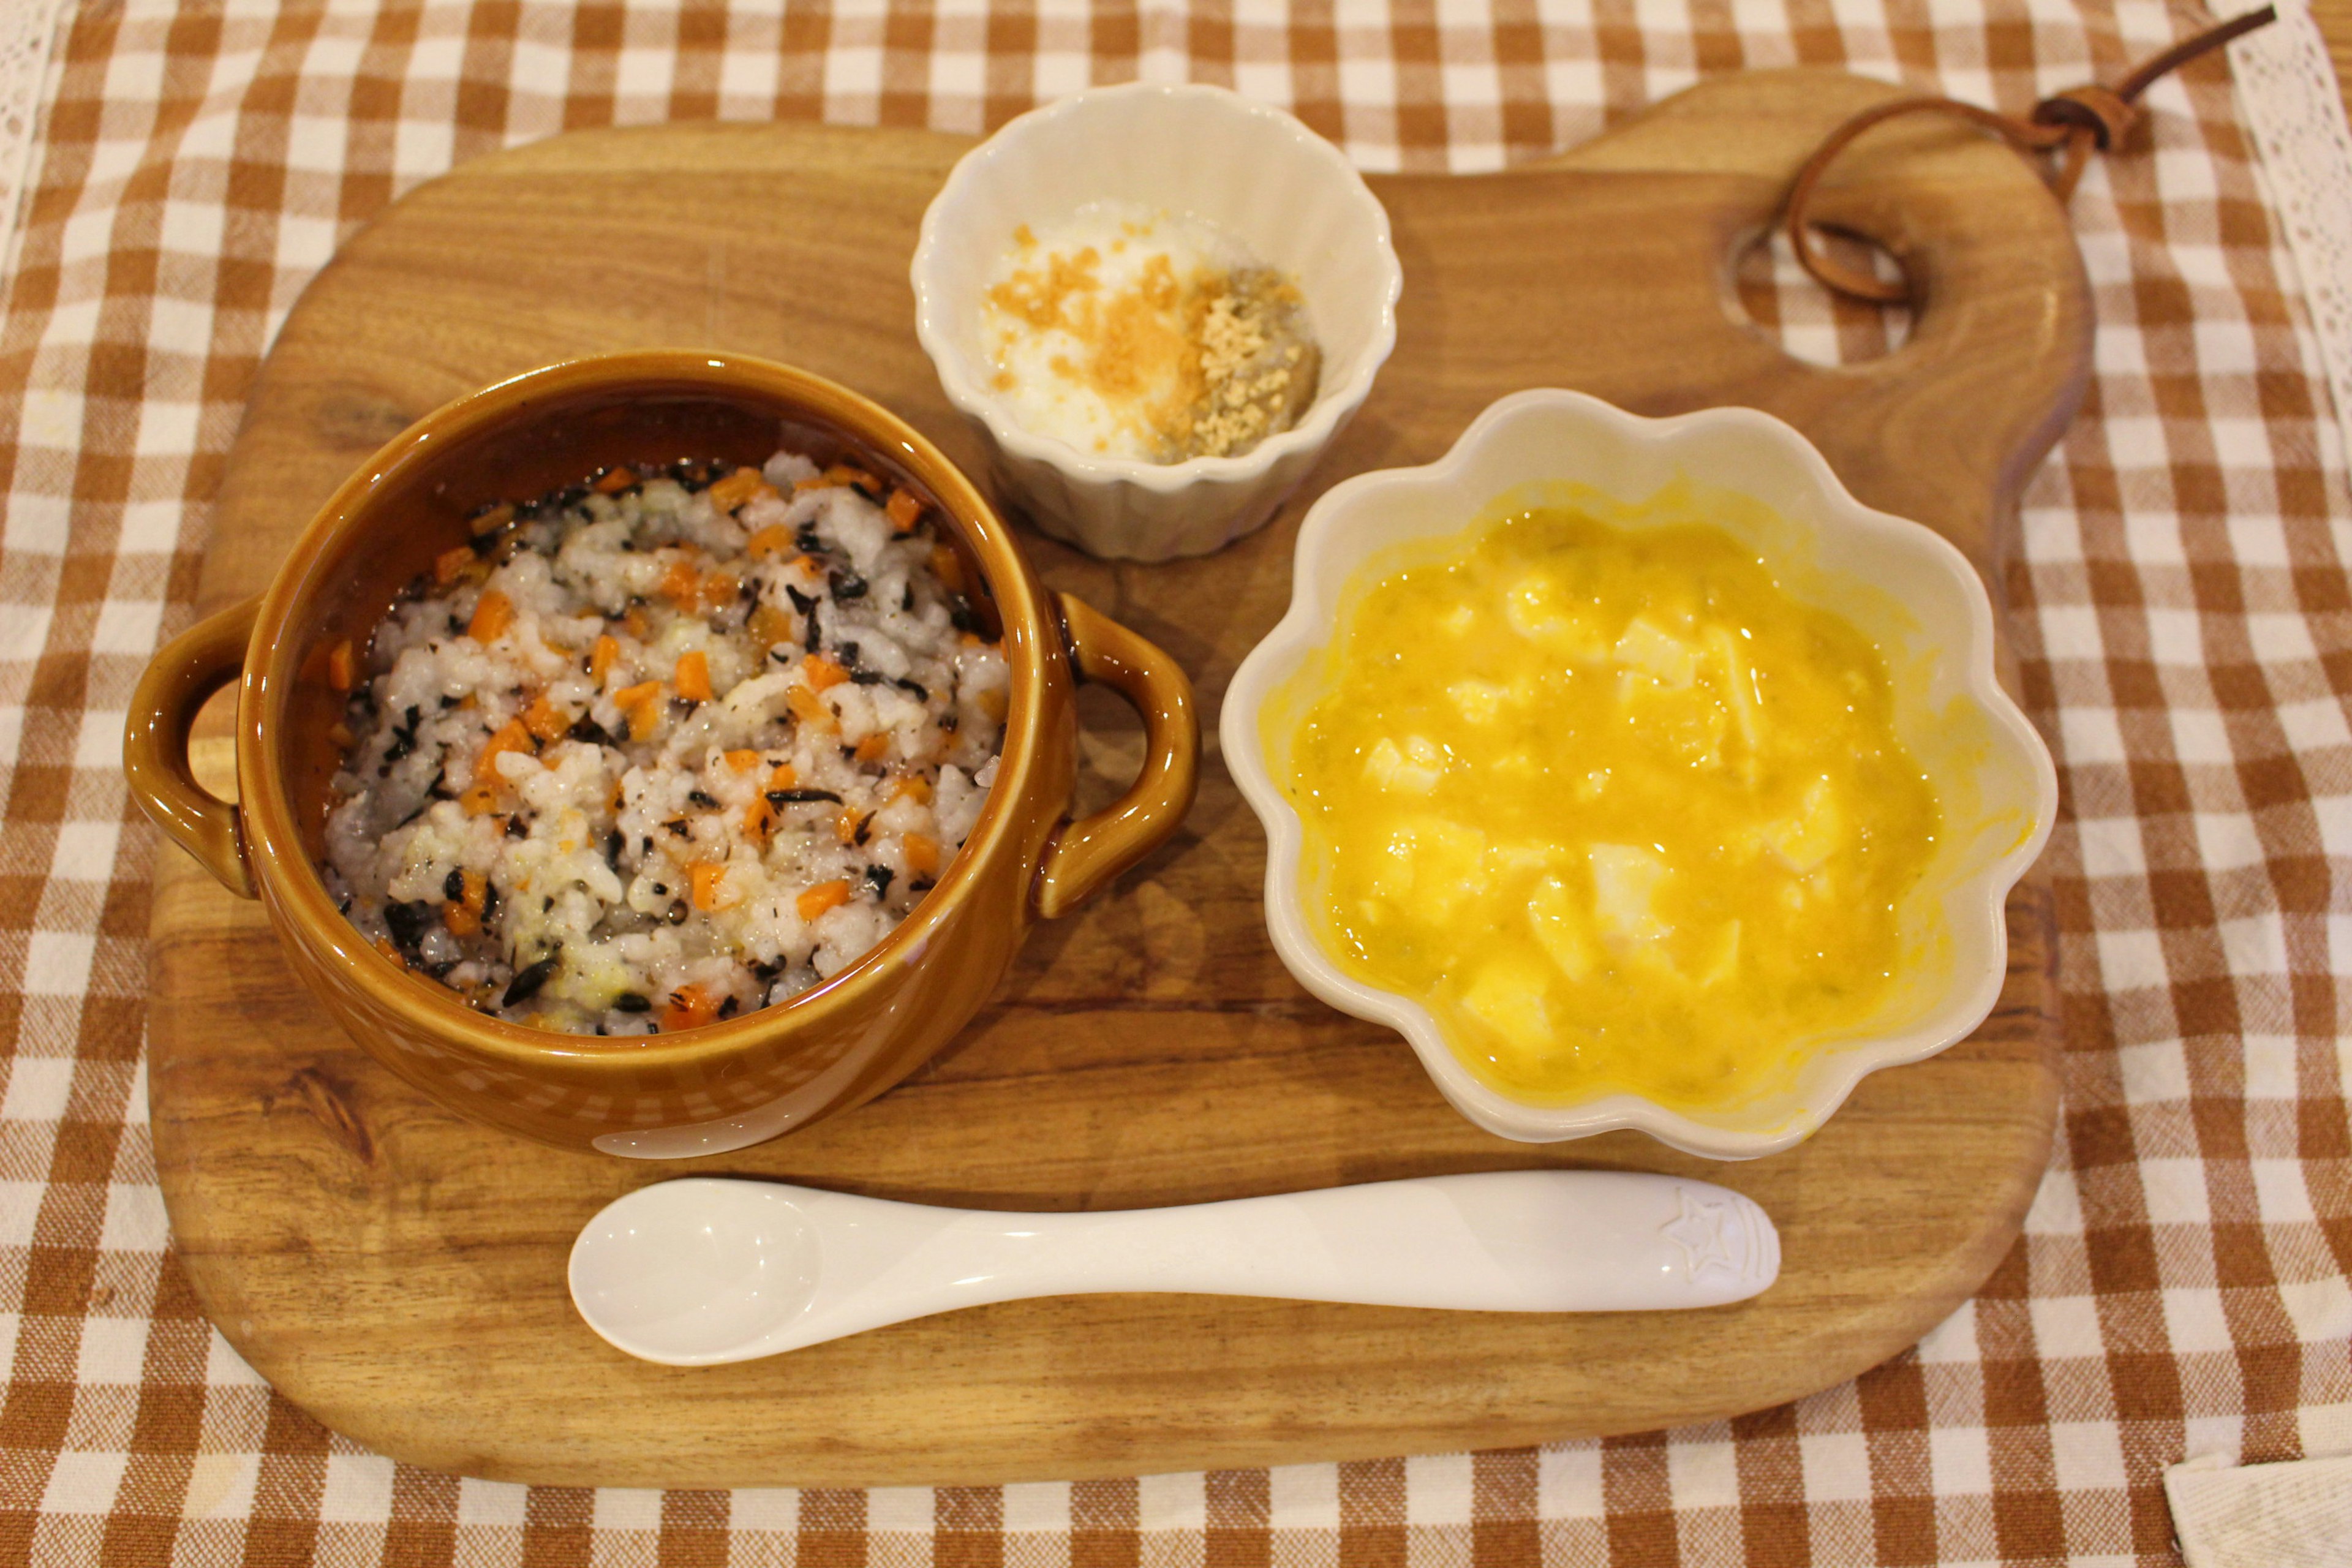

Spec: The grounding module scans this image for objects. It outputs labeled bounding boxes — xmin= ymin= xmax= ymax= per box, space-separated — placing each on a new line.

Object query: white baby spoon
xmin=569 ymin=1170 xmax=1780 ymax=1365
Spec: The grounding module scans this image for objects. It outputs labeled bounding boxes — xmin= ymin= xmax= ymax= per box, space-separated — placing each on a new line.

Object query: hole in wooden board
xmin=1733 ymin=225 xmax=1912 ymax=366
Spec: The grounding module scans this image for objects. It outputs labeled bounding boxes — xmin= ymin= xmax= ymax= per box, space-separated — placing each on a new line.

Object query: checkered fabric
xmin=1 ymin=1 xmax=2346 ymax=1564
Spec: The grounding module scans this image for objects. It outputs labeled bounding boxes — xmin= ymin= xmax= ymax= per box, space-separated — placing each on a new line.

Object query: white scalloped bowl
xmin=1223 ymin=389 xmax=2059 ymax=1159
xmin=912 ymin=82 xmax=1400 ymax=562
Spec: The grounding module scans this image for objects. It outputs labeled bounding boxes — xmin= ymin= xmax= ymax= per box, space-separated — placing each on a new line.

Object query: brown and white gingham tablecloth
xmin=2 ymin=1 xmax=2348 ymax=1564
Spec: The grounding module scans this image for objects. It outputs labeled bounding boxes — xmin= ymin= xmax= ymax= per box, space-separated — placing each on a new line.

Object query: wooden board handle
xmin=1033 ymin=594 xmax=1200 ymax=919
xmin=126 ymin=598 xmax=257 ymax=899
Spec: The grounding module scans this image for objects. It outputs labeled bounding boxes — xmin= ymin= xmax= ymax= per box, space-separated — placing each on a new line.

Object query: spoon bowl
xmin=569 ymin=1171 xmax=1779 ymax=1366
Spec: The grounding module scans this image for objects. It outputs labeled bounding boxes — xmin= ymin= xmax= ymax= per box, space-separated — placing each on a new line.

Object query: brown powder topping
xmin=983 ymin=227 xmax=1321 ymax=462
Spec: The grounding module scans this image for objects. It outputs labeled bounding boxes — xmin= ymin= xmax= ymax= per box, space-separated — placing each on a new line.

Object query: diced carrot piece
xmin=854 ymin=733 xmax=890 ymax=764
xmin=475 ymin=719 xmax=533 ymax=795
xmin=788 ymin=554 xmax=821 ymax=576
xmin=886 ymin=487 xmax=924 ymax=532
xmin=658 ymin=559 xmax=701 ymax=606
xmin=326 ymin=638 xmax=357 ymax=693
xmin=468 ymin=590 xmax=515 ymax=643
xmin=743 ymin=797 xmax=775 ymax=842
xmin=835 ymin=806 xmax=862 ymax=845
xmin=675 ymin=649 xmax=713 ymax=702
xmin=974 ymin=687 xmax=1009 ymax=722
xmin=661 ymin=982 xmax=723 ymax=1032
xmin=786 ymin=685 xmax=837 ymax=732
xmin=690 ymin=861 xmax=731 ymax=911
xmin=459 ymin=783 xmax=499 ymax=816
xmin=725 ymin=749 xmax=762 ymax=773
xmin=469 ymin=501 xmax=516 ymax=537
xmin=747 ymin=524 xmax=794 ymax=560
xmin=903 ymin=833 xmax=940 ymax=875
xmin=929 ymin=544 xmax=967 ymax=597
xmin=326 ymin=721 xmax=355 ymax=748
xmin=797 ymin=880 xmax=852 ymax=921
xmin=823 ymin=464 xmax=881 ymax=494
xmin=589 ymin=633 xmax=620 ymax=685
xmin=623 ymin=607 xmax=649 ymax=639
xmin=747 ymin=603 xmax=793 ymax=648
xmin=434 ymin=544 xmax=477 ymax=585
xmin=444 ymin=900 xmax=480 ymax=937
xmin=595 ymin=466 xmax=638 ymax=494
xmin=612 ymin=679 xmax=665 ymax=741
xmin=701 ymin=573 xmax=739 ymax=611
xmin=707 ymin=467 xmax=777 ymax=513
xmin=374 ymin=937 xmax=407 ymax=969
xmin=766 ymin=763 xmax=799 ymax=790
xmin=804 ymin=654 xmax=849 ymax=691
xmin=890 ymin=775 xmax=932 ymax=805
xmin=521 ymin=693 xmax=568 ymax=742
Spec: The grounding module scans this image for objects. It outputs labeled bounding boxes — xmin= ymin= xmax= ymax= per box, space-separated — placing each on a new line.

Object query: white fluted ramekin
xmin=911 ymin=83 xmax=1401 ymax=562
xmin=1223 ymin=389 xmax=2059 ymax=1159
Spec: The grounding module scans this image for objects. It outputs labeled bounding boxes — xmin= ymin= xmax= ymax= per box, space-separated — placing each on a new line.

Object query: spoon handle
xmin=571 ymin=1170 xmax=1778 ymax=1363
xmin=829 ymin=1170 xmax=1776 ymax=1317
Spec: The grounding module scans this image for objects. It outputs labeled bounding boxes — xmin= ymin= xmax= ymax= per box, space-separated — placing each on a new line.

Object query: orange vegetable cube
xmin=886 ymin=487 xmax=924 ymax=532
xmin=747 ymin=524 xmax=794 ymax=560
xmin=889 ymin=775 xmax=932 ymax=805
xmin=786 ymin=685 xmax=837 ymax=732
xmin=326 ymin=638 xmax=357 ymax=693
xmin=675 ymin=649 xmax=713 ymax=703
xmin=468 ymin=590 xmax=515 ymax=643
xmin=434 ymin=544 xmax=477 ymax=585
xmin=747 ymin=604 xmax=793 ymax=648
xmin=854 ymin=733 xmax=890 ymax=764
xmin=475 ymin=717 xmax=533 ymax=790
xmin=707 ymin=467 xmax=777 ymax=513
xmin=974 ymin=687 xmax=1009 ymax=722
xmin=903 ymin=833 xmax=940 ymax=875
xmin=766 ymin=763 xmax=799 ymax=790
xmin=521 ymin=693 xmax=568 ymax=743
xmin=834 ymin=806 xmax=864 ymax=845
xmin=929 ymin=543 xmax=967 ymax=597
xmin=725 ymin=749 xmax=762 ymax=773
xmin=690 ymin=861 xmax=732 ymax=911
xmin=804 ymin=654 xmax=849 ymax=691
xmin=661 ymin=982 xmax=723 ymax=1032
xmin=594 ymin=465 xmax=638 ymax=494
xmin=743 ymin=797 xmax=776 ymax=842
xmin=796 ymin=880 xmax=852 ymax=921
xmin=658 ymin=559 xmax=701 ymax=606
xmin=612 ymin=680 xmax=665 ymax=741
xmin=623 ymin=607 xmax=649 ymax=639
xmin=469 ymin=501 xmax=516 ymax=537
xmin=459 ymin=783 xmax=499 ymax=816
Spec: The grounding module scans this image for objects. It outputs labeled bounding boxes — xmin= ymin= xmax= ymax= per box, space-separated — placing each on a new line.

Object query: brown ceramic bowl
xmin=124 ymin=350 xmax=1198 ymax=1156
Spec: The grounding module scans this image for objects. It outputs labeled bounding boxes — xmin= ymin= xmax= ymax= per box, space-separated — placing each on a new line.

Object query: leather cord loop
xmin=1783 ymin=6 xmax=2278 ymax=306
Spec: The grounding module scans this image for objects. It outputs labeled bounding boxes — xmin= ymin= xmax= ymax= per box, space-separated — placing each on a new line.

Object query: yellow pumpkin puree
xmin=1272 ymin=505 xmax=1942 ymax=1109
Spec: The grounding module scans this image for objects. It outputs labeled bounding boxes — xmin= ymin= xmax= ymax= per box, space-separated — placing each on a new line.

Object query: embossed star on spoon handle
xmin=569 ymin=1171 xmax=1780 ymax=1366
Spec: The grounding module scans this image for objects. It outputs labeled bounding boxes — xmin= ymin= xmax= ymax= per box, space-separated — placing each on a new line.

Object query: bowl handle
xmin=124 ymin=597 xmax=258 ymax=899
xmin=1033 ymin=594 xmax=1200 ymax=919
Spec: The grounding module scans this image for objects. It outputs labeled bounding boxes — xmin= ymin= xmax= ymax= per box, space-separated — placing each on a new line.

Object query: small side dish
xmin=913 ymin=81 xmax=1400 ymax=562
xmin=322 ymin=450 xmax=1008 ymax=1035
xmin=981 ymin=205 xmax=1319 ymax=463
xmin=1223 ymin=388 xmax=2057 ymax=1158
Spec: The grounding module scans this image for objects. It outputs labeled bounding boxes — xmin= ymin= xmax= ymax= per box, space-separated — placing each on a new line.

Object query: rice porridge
xmin=321 ymin=448 xmax=1009 ymax=1036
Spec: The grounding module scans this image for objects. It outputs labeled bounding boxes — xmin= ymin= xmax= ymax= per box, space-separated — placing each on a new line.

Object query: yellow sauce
xmin=1272 ymin=505 xmax=1942 ymax=1109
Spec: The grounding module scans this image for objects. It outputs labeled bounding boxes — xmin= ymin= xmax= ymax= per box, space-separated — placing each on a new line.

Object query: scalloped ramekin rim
xmin=910 ymin=81 xmax=1403 ymax=497
xmin=1222 ymin=388 xmax=2060 ymax=1159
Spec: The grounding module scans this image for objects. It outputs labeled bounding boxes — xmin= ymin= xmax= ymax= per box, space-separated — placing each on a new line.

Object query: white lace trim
xmin=2222 ymin=0 xmax=2352 ymax=469
xmin=0 ymin=0 xmax=68 ymax=290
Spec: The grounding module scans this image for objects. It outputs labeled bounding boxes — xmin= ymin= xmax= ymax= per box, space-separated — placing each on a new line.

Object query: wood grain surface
xmin=150 ymin=70 xmax=2089 ymax=1487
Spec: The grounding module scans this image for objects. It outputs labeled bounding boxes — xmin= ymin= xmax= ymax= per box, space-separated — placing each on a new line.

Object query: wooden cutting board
xmin=150 ymin=69 xmax=2087 ymax=1487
